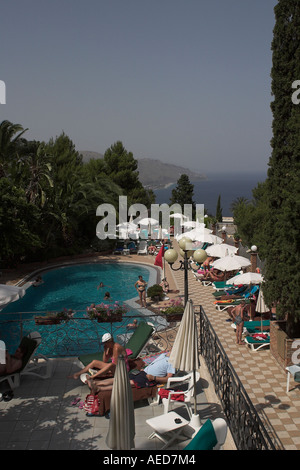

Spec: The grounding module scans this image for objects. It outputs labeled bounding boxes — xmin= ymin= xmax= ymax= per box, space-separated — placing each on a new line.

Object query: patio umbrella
xmin=212 ymin=253 xmax=251 ymax=272
xmin=177 ymin=230 xmax=222 ymax=244
xmin=0 ymin=284 xmax=26 ymax=308
xmin=106 ymin=355 xmax=135 ymax=450
xmin=255 ymin=287 xmax=270 ymax=332
xmin=169 ymin=299 xmax=200 ymax=432
xmin=206 ymin=243 xmax=238 ymax=258
xmin=256 ymin=287 xmax=268 ymax=313
xmin=139 ymin=217 xmax=159 ymax=226
xmin=226 ymin=272 xmax=264 ymax=285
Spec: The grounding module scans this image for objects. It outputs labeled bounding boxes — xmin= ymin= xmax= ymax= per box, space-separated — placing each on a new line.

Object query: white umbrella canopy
xmin=226 ymin=272 xmax=264 ymax=285
xmin=212 ymin=254 xmax=251 ymax=272
xmin=171 ymin=213 xmax=188 ymax=219
xmin=0 ymin=284 xmax=26 ymax=308
xmin=116 ymin=222 xmax=137 ymax=230
xmin=255 ymin=288 xmax=269 ymax=313
xmin=176 ymin=230 xmax=222 ymax=244
xmin=169 ymin=299 xmax=200 ymax=429
xmin=106 ymin=355 xmax=135 ymax=450
xmin=206 ymin=243 xmax=238 ymax=258
xmin=139 ymin=217 xmax=159 ymax=226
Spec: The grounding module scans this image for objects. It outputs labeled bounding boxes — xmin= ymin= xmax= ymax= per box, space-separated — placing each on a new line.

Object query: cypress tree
xmin=261 ymin=0 xmax=300 ymax=337
xmin=216 ymin=194 xmax=223 ymax=222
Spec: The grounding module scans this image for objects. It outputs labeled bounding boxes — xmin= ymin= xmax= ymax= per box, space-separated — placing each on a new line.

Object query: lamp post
xmin=164 ymin=237 xmax=207 ymax=305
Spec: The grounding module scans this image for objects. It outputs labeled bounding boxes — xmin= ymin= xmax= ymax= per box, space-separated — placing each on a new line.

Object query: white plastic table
xmin=146 ymin=411 xmax=189 ymax=449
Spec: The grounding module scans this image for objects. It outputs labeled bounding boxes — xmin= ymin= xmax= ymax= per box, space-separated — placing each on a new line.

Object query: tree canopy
xmin=0 ymin=122 xmax=152 ymax=265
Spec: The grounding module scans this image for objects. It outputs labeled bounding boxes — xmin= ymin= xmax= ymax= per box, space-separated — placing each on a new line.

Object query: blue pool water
xmin=0 ymin=262 xmax=161 ymax=357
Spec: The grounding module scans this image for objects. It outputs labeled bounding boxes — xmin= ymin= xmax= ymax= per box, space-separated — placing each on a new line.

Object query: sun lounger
xmin=77 ymin=321 xmax=154 ymax=367
xmin=244 ymin=334 xmax=270 ymax=351
xmin=184 ymin=418 xmax=228 ymax=450
xmin=212 ymin=285 xmax=249 ymax=298
xmin=214 ymin=298 xmax=251 ymax=312
xmin=213 ymin=281 xmax=235 ymax=291
xmin=231 ymin=320 xmax=270 ymax=334
xmin=95 ymin=383 xmax=158 ymax=416
xmin=0 ymin=331 xmax=52 ymax=389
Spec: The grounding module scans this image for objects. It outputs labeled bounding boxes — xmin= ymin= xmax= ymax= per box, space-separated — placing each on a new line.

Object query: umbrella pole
xmin=189 ymin=334 xmax=201 ymax=434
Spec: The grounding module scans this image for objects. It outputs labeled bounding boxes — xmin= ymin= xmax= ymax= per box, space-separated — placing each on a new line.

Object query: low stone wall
xmin=270 ymin=320 xmax=298 ymax=370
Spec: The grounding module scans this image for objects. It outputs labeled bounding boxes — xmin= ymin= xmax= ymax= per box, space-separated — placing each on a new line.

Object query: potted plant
xmin=160 ymin=299 xmax=185 ymax=322
xmin=86 ymin=302 xmax=127 ymax=322
xmin=35 ymin=308 xmax=74 ymax=325
xmin=147 ymin=284 xmax=164 ymax=302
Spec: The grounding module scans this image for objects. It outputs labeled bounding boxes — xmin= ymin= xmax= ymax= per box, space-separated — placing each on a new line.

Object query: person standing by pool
xmin=134 ymin=275 xmax=147 ymax=308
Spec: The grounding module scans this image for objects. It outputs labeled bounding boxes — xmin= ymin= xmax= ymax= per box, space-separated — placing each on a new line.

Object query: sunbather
xmin=69 ymin=333 xmax=129 ymax=380
xmin=160 ymin=278 xmax=169 ymax=294
xmin=231 ymin=301 xmax=248 ymax=345
xmin=0 ymin=345 xmax=27 ymax=376
xmin=202 ymin=269 xmax=225 ymax=282
xmin=83 ymin=352 xmax=175 ymax=393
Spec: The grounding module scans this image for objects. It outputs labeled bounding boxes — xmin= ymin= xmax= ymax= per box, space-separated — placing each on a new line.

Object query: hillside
xmin=137 ymin=158 xmax=206 ymax=189
xmin=79 ymin=151 xmax=206 ymax=189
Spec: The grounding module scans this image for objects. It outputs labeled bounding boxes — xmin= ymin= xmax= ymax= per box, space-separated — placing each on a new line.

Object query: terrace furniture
xmin=214 ymin=298 xmax=251 ymax=312
xmin=184 ymin=418 xmax=228 ymax=450
xmin=146 ymin=411 xmax=190 ymax=449
xmin=161 ymin=371 xmax=200 ymax=418
xmin=137 ymin=241 xmax=148 ymax=255
xmin=244 ymin=334 xmax=270 ymax=351
xmin=286 ymin=364 xmax=300 ymax=392
xmin=0 ymin=331 xmax=52 ymax=390
xmin=95 ymin=382 xmax=158 ymax=417
xmin=231 ymin=320 xmax=270 ymax=335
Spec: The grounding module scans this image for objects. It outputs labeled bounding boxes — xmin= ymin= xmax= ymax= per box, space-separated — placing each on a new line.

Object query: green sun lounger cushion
xmin=184 ymin=419 xmax=217 ymax=450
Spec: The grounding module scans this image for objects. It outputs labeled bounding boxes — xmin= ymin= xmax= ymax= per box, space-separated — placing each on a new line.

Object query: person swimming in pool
xmin=134 ymin=275 xmax=147 ymax=308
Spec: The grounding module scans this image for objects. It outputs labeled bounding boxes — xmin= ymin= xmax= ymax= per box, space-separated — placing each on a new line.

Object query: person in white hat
xmin=69 ymin=333 xmax=129 ymax=381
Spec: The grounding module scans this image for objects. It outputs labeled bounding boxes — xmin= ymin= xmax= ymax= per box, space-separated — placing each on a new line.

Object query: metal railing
xmin=196 ymin=305 xmax=277 ymax=450
xmin=0 ymin=311 xmax=178 ymax=358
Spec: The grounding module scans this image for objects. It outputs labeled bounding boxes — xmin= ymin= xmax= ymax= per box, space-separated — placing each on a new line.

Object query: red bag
xmin=158 ymin=389 xmax=185 ymax=402
xmin=83 ymin=394 xmax=99 ymax=415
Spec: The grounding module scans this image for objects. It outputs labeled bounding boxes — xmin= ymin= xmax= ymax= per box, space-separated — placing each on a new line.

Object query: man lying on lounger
xmin=82 ymin=351 xmax=175 ymax=394
xmin=0 ymin=345 xmax=27 ymax=376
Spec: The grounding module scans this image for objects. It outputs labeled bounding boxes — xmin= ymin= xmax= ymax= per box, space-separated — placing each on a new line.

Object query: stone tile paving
xmin=168 ymin=253 xmax=300 ymax=450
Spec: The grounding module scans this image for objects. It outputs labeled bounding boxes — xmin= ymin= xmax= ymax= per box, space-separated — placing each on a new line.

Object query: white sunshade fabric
xmin=106 ymin=355 xmax=135 ymax=450
xmin=0 ymin=284 xmax=26 ymax=308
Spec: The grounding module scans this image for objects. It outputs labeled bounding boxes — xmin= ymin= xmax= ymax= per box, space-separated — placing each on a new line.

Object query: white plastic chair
xmin=137 ymin=241 xmax=148 ymax=255
xmin=162 ymin=371 xmax=200 ymax=418
xmin=286 ymin=364 xmax=300 ymax=392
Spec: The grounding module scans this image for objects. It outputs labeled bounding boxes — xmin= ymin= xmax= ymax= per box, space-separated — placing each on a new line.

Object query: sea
xmin=154 ymin=171 xmax=267 ymax=217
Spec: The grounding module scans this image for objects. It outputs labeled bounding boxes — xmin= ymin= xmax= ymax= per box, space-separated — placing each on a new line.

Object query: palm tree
xmin=0 ymin=120 xmax=28 ymax=177
xmin=230 ymin=197 xmax=250 ymax=214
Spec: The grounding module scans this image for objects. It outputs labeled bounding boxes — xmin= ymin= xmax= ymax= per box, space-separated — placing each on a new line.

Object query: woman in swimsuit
xmin=69 ymin=333 xmax=128 ymax=380
xmin=134 ymin=275 xmax=147 ymax=308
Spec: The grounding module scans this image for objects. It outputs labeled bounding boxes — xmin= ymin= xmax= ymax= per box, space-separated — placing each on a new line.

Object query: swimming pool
xmin=0 ymin=262 xmax=165 ymax=357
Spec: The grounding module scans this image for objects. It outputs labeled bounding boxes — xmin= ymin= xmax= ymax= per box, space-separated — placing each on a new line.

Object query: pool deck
xmin=1 ymin=248 xmax=300 ymax=450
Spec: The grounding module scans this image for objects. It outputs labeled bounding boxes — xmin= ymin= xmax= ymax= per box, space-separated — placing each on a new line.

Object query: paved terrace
xmin=1 ymin=248 xmax=299 ymax=450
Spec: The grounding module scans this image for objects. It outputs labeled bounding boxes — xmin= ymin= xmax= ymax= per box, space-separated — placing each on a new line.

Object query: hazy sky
xmin=1 ymin=0 xmax=277 ymax=175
